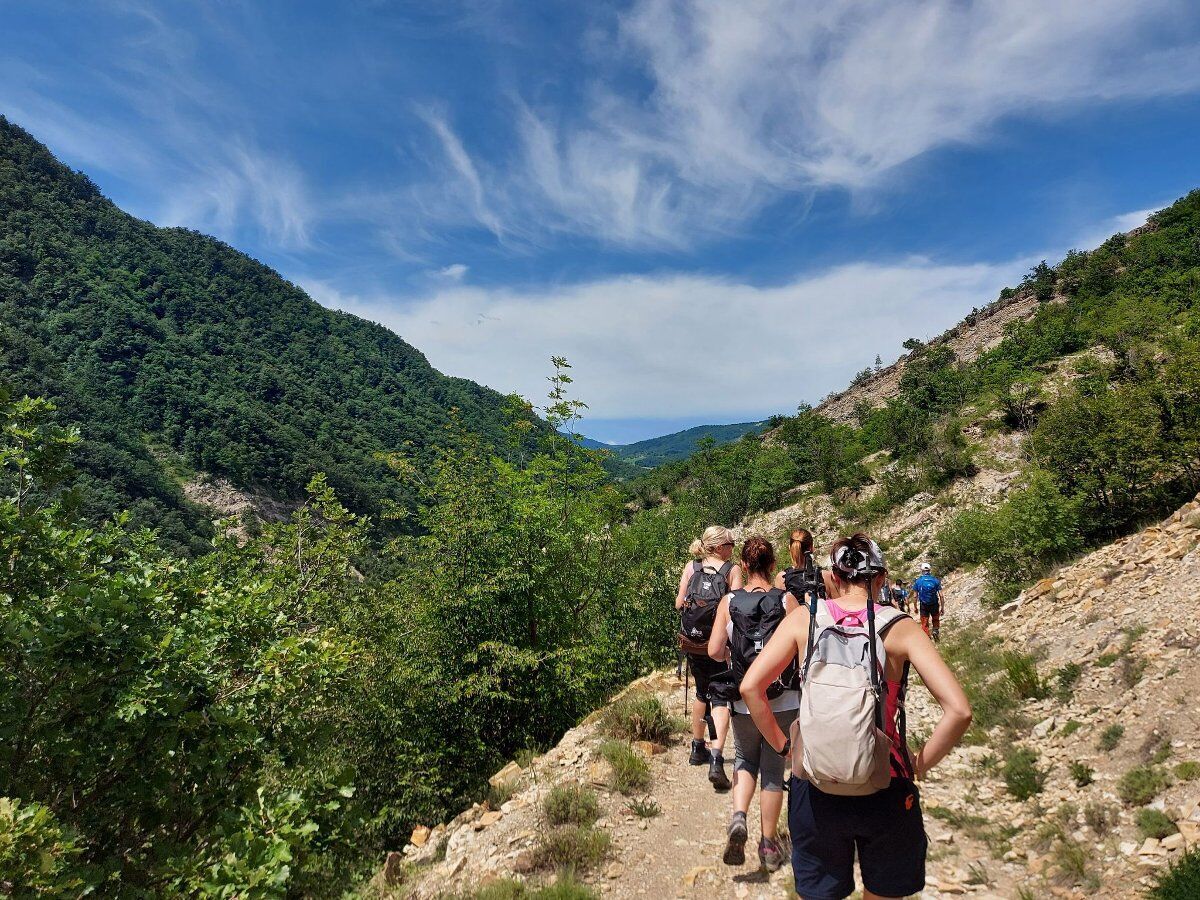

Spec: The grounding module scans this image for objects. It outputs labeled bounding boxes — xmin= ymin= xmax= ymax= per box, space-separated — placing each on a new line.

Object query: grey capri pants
xmin=730 ymin=707 xmax=797 ymax=792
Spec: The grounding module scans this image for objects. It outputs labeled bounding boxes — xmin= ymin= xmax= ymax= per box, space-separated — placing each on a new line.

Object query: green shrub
xmin=1137 ymin=808 xmax=1179 ymax=840
xmin=596 ymin=741 xmax=651 ymax=795
xmin=1150 ymin=850 xmax=1200 ymax=899
xmin=1069 ymin=761 xmax=1094 ymax=787
xmin=460 ymin=874 xmax=598 ymax=899
xmin=1061 ymin=719 xmax=1082 ymax=738
xmin=0 ymin=797 xmax=88 ymax=897
xmin=1096 ymin=652 xmax=1119 ymax=667
xmin=939 ymin=628 xmax=1026 ymax=742
xmin=1098 ymin=724 xmax=1124 ymax=751
xmin=1003 ymin=652 xmax=1048 ymax=699
xmin=488 ymin=780 xmax=518 ymax=810
xmin=1119 ymin=654 xmax=1148 ymax=688
xmin=543 ymin=785 xmax=600 ymax=827
xmin=1052 ymin=836 xmax=1096 ymax=889
xmin=1175 ymin=761 xmax=1200 ymax=781
xmin=533 ymin=825 xmax=610 ymax=871
xmin=1084 ymin=801 xmax=1116 ymax=835
xmin=1003 ymin=748 xmax=1045 ymax=800
xmin=1055 ymin=663 xmax=1082 ymax=700
xmin=1118 ymin=765 xmax=1168 ymax=805
xmin=626 ymin=797 xmax=660 ymax=818
xmin=600 ymin=694 xmax=675 ymax=744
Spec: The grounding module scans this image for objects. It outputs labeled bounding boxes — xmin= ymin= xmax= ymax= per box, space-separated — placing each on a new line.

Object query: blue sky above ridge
xmin=5 ymin=0 xmax=1200 ymax=441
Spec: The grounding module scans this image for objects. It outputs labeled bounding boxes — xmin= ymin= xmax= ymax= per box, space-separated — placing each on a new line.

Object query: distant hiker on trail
xmin=776 ymin=528 xmax=838 ymax=601
xmin=912 ymin=563 xmax=944 ymax=642
xmin=893 ymin=578 xmax=910 ymax=613
xmin=741 ymin=533 xmax=972 ymax=900
xmin=884 ymin=578 xmax=908 ymax=611
xmin=676 ymin=526 xmax=743 ymax=791
xmin=709 ymin=535 xmax=798 ymax=872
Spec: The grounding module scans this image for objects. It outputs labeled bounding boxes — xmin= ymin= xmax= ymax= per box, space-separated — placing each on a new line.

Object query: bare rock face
xmin=182 ymin=473 xmax=295 ymax=540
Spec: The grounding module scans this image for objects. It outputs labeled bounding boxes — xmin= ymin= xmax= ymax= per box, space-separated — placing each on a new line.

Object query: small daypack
xmin=728 ymin=588 xmax=797 ymax=699
xmin=678 ymin=561 xmax=733 ymax=653
xmin=790 ymin=599 xmax=909 ymax=796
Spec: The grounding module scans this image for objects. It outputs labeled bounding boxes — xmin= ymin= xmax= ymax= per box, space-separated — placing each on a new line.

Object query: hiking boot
xmin=708 ymin=752 xmax=731 ymax=791
xmin=722 ymin=812 xmax=747 ymax=865
xmin=688 ymin=739 xmax=711 ymax=766
xmin=932 ymin=627 xmax=941 ymax=643
xmin=758 ymin=836 xmax=785 ymax=872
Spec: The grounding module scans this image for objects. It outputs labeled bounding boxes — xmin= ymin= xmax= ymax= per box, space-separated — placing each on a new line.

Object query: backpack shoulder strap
xmin=718 ymin=561 xmax=734 ymax=578
xmin=873 ymin=607 xmax=910 ymax=637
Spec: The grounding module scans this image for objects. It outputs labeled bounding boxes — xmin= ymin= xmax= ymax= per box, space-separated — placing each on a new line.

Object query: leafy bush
xmin=1069 ymin=762 xmax=1094 ymax=787
xmin=600 ymin=694 xmax=675 ymax=745
xmin=1055 ymin=663 xmax=1082 ymax=701
xmin=1098 ymin=724 xmax=1125 ymax=751
xmin=1003 ymin=652 xmax=1048 ymax=700
xmin=543 ymin=785 xmax=600 ymax=827
xmin=934 ymin=471 xmax=1082 ymax=603
xmin=596 ymin=741 xmax=651 ymax=795
xmin=1137 ymin=808 xmax=1179 ymax=840
xmin=533 ymin=825 xmax=610 ymax=872
xmin=1002 ymin=748 xmax=1045 ymax=801
xmin=1175 ymin=761 xmax=1200 ymax=781
xmin=1060 ymin=719 xmax=1082 ymax=738
xmin=0 ymin=797 xmax=88 ymax=897
xmin=1118 ymin=765 xmax=1169 ymax=805
xmin=1150 ymin=850 xmax=1200 ymax=900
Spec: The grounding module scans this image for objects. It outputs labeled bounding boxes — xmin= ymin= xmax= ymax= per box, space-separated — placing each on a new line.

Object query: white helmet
xmin=921 ymin=562 xmax=932 ymax=571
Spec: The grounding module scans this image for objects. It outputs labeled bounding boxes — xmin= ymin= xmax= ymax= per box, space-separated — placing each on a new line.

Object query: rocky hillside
xmin=813 ymin=289 xmax=1048 ymax=425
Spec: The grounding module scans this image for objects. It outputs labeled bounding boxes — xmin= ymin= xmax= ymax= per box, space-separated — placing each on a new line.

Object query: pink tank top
xmin=821 ymin=599 xmax=913 ymax=780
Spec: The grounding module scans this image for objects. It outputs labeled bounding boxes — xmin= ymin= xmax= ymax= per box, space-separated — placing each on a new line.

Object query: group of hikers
xmin=675 ymin=526 xmax=970 ymax=900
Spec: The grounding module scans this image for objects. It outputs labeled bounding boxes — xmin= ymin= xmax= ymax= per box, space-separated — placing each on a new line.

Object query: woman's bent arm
xmin=708 ymin=597 xmax=731 ymax=662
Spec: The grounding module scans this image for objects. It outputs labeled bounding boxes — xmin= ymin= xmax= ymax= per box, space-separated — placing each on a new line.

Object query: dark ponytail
xmin=740 ymin=535 xmax=776 ymax=580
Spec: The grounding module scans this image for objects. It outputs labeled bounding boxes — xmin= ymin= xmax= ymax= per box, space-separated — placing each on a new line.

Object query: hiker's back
xmin=727 ymin=587 xmax=797 ymax=699
xmin=793 ymin=597 xmax=911 ymax=795
xmin=679 ymin=560 xmax=733 ymax=652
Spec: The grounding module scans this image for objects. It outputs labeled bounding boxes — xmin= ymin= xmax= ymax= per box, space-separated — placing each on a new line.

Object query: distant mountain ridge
xmin=578 ymin=420 xmax=768 ymax=469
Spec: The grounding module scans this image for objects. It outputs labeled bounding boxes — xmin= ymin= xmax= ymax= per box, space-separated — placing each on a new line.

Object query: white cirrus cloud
xmin=425 ymin=0 xmax=1200 ymax=247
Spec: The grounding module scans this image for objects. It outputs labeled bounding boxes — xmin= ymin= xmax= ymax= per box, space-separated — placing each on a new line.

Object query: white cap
xmin=921 ymin=562 xmax=931 ymax=571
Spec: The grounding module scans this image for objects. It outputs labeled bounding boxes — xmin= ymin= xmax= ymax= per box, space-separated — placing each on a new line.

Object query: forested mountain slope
xmin=0 ymin=117 xmax=531 ymax=551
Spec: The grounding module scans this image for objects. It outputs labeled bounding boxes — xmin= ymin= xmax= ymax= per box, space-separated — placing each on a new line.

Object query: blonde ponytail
xmin=690 ymin=525 xmax=735 ymax=559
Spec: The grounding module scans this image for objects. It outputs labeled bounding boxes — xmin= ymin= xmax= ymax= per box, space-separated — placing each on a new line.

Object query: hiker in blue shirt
xmin=912 ymin=563 xmax=944 ymax=642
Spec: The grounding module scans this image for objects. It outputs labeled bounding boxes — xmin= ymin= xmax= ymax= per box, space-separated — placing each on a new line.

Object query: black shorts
xmin=685 ymin=653 xmax=733 ymax=708
xmin=920 ymin=601 xmax=940 ymax=617
xmin=789 ymin=776 xmax=927 ymax=900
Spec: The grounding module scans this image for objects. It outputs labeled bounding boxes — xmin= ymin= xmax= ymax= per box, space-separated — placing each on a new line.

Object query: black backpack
xmin=782 ymin=564 xmax=825 ymax=604
xmin=728 ymin=587 xmax=797 ymax=699
xmin=679 ymin=561 xmax=733 ymax=651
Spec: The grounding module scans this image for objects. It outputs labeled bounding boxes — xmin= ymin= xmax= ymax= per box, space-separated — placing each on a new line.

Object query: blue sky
xmin=5 ymin=1 xmax=1200 ymax=442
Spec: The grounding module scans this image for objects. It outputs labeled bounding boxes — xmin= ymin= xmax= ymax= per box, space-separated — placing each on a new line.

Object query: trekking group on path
xmin=676 ymin=526 xmax=971 ymax=900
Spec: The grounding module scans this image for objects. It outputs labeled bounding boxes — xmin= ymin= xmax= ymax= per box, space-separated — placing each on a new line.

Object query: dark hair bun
xmin=740 ymin=535 xmax=776 ymax=579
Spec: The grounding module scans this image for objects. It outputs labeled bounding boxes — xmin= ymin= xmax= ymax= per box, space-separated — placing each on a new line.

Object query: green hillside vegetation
xmin=0 ymin=368 xmax=704 ymax=897
xmin=631 ymin=191 xmax=1200 ymax=603
xmin=0 ymin=117 xmax=534 ymax=553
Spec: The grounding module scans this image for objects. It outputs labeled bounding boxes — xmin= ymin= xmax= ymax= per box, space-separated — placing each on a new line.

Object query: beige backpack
xmin=789 ymin=598 xmax=908 ymax=796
